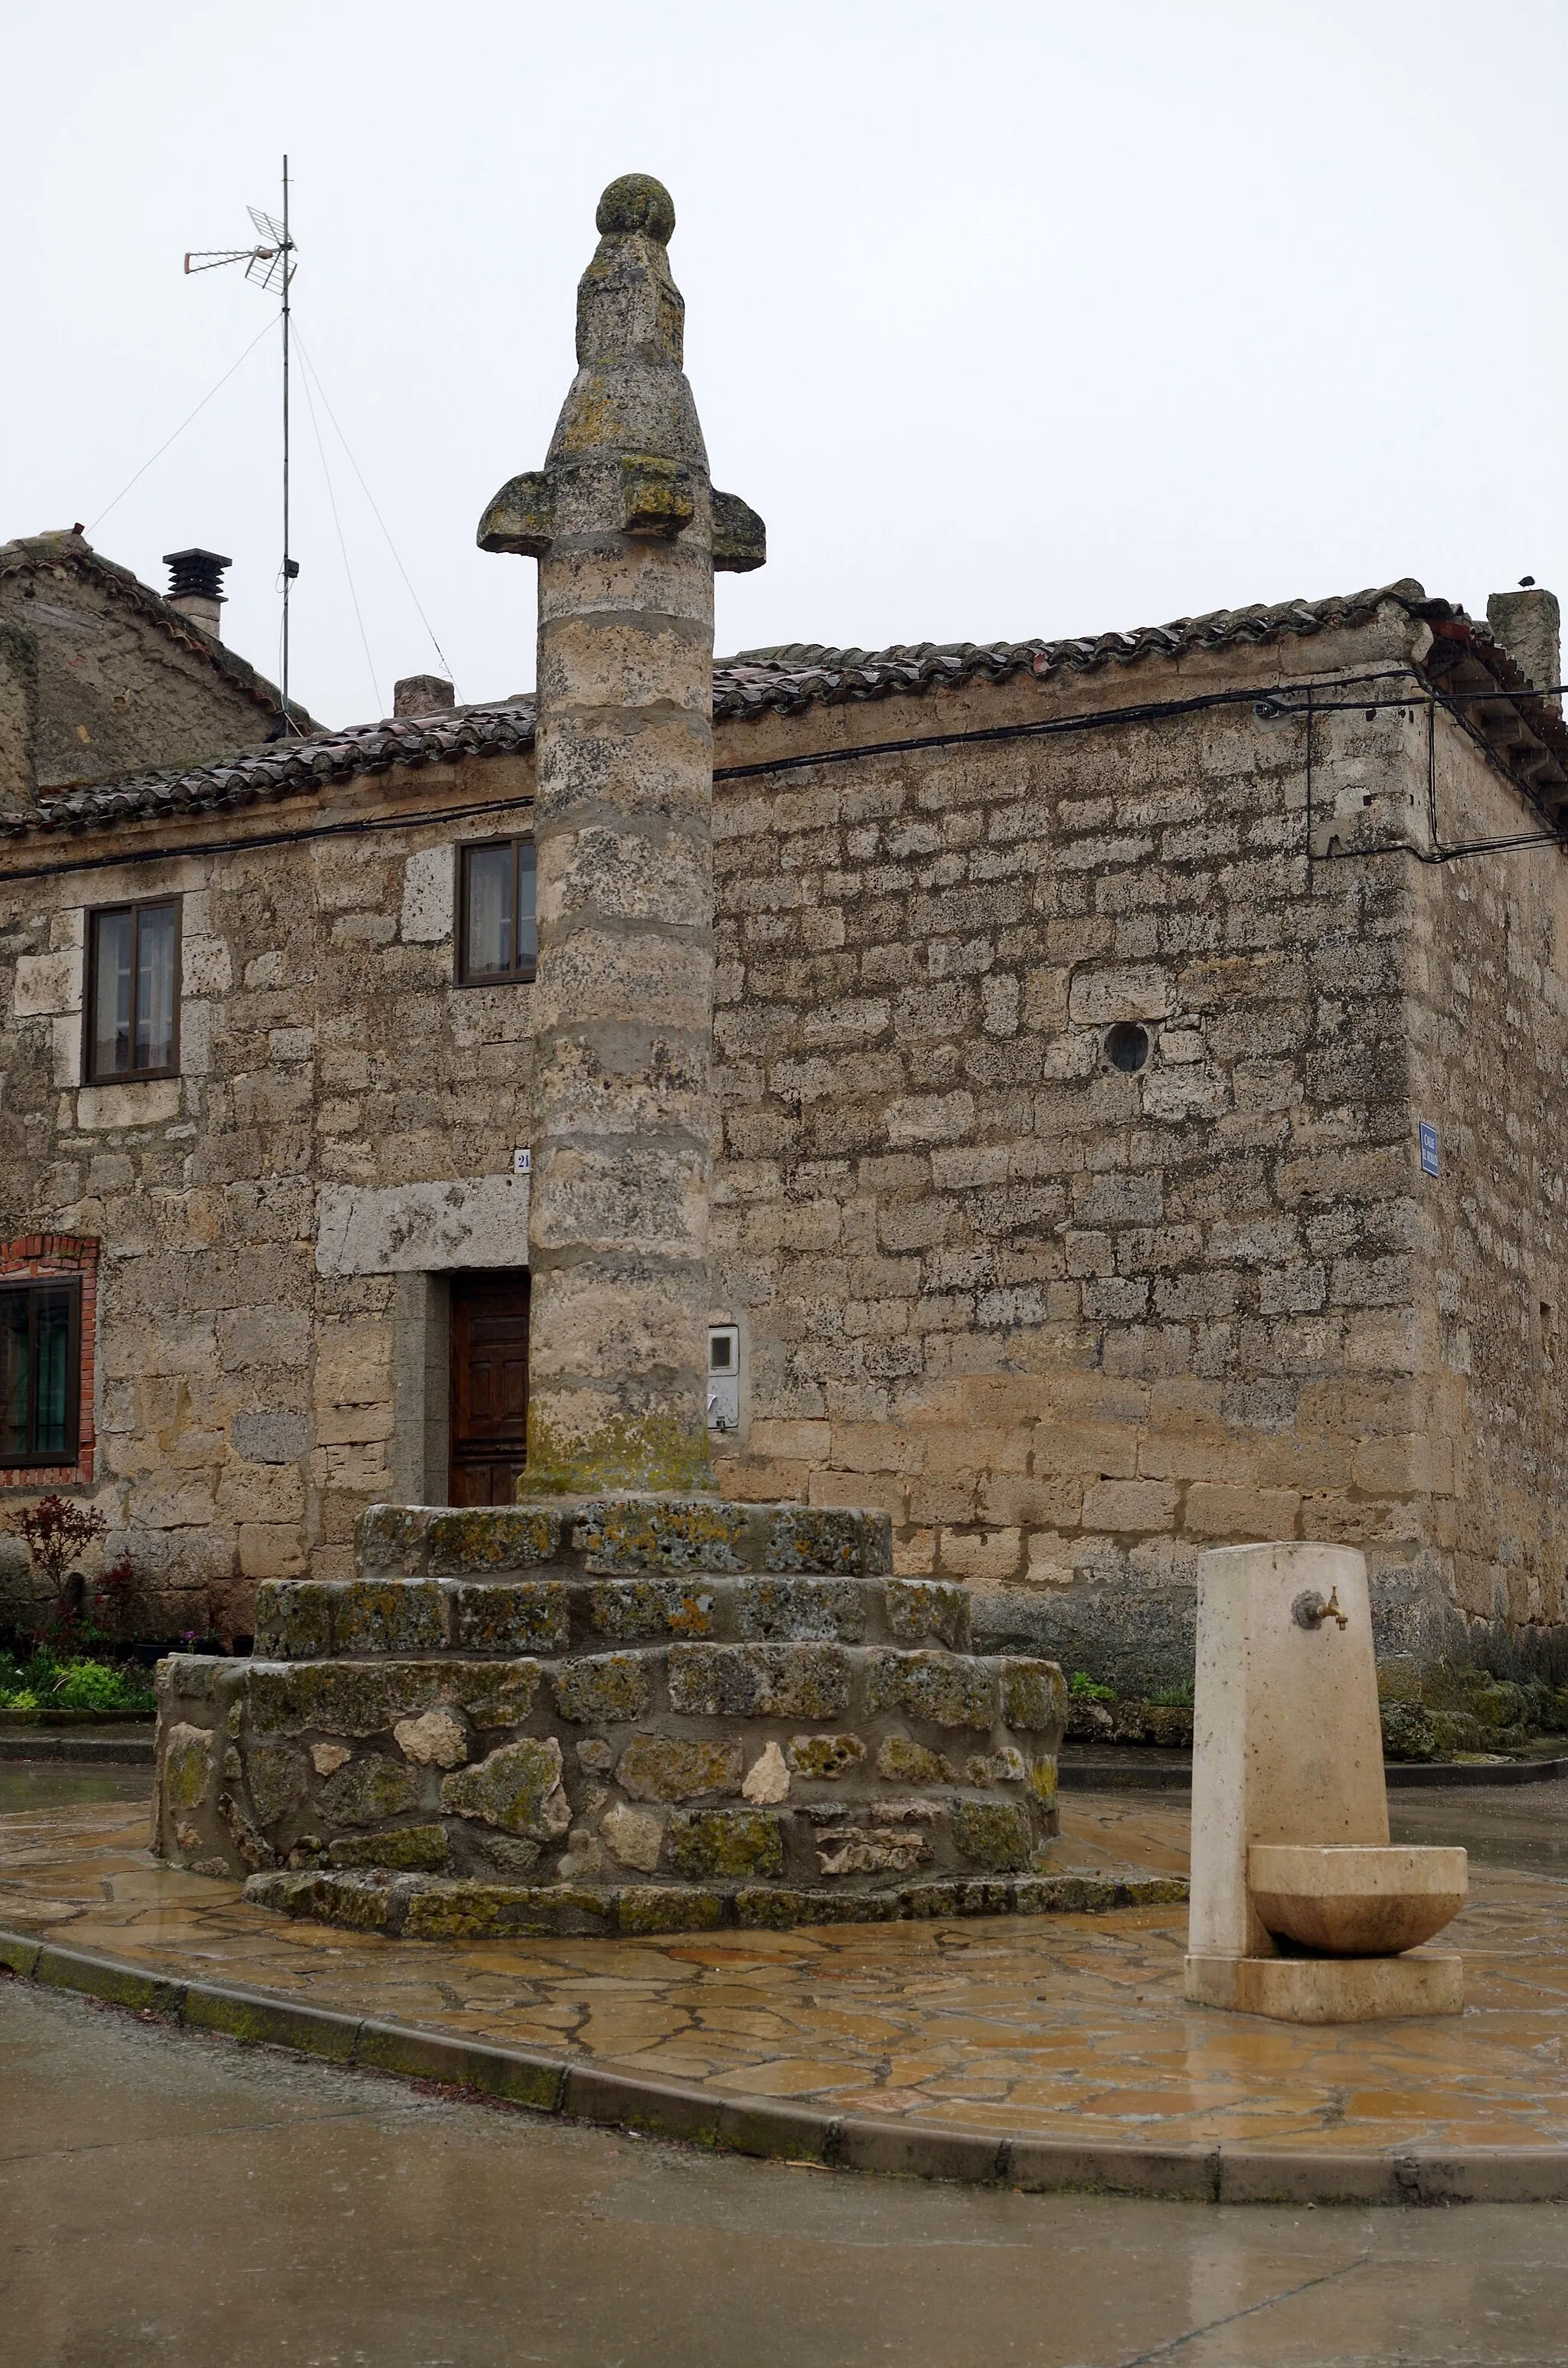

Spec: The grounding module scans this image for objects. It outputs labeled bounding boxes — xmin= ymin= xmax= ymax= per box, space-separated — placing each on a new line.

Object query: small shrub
xmin=8 ymin=1494 xmax=107 ymax=1590
xmin=1069 ymin=1670 xmax=1116 ymax=1702
xmin=1147 ymin=1682 xmax=1194 ymax=1709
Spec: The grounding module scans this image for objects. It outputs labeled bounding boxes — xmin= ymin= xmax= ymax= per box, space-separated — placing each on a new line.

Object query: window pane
xmin=135 ymin=904 xmax=177 ymax=1070
xmin=0 ymin=1292 xmax=29 ymax=1459
xmin=93 ymin=910 xmax=134 ymax=1078
xmin=466 ymin=845 xmax=514 ymax=976
xmin=33 ymin=1288 xmax=71 ymax=1457
xmin=516 ymin=842 xmax=537 ymax=978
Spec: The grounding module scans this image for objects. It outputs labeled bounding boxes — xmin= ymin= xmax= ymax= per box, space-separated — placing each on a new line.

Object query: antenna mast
xmin=185 ymin=159 xmax=302 ymax=734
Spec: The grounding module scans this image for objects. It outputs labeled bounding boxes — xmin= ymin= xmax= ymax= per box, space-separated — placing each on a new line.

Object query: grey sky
xmin=8 ymin=1 xmax=1565 ymax=729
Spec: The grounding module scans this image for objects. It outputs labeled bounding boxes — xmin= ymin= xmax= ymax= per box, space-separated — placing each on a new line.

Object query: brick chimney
xmin=1486 ymin=584 xmax=1560 ymax=716
xmin=393 ymin=675 xmax=455 ymax=718
xmin=162 ymin=548 xmax=231 ymax=639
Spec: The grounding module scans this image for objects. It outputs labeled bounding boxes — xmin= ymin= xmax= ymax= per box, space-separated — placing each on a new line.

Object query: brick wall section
xmin=0 ymin=1232 xmax=97 ymax=1487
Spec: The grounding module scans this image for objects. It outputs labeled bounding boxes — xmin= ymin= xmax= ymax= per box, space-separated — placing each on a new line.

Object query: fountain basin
xmin=1249 ymin=1843 xmax=1468 ymax=1957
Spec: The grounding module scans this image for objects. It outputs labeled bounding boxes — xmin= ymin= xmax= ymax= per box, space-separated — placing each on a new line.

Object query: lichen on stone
xmin=245 ymin=1736 xmax=308 ymax=1826
xmin=162 ymin=1723 xmax=215 ymax=1814
xmin=949 ymin=1800 xmax=1034 ymax=1871
xmin=441 ymin=1737 xmax=571 ymax=1840
xmin=1001 ymin=1660 xmax=1067 ymax=1734
xmin=426 ymin=1506 xmax=560 ymax=1577
xmin=318 ymin=1752 xmax=422 ymax=1829
xmin=875 ymin=1734 xmax=954 ymax=1784
xmin=615 ymin=1732 xmax=741 ymax=1802
xmin=551 ymin=1653 xmax=652 ymax=1723
xmin=667 ymin=1807 xmax=785 ymax=1879
xmin=328 ymin=1823 xmax=451 ymax=1873
xmin=787 ymin=1733 xmax=866 ymax=1780
xmin=867 ymin=1650 xmax=995 ymax=1729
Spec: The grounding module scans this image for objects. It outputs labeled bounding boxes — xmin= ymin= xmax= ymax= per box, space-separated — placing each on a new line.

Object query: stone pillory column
xmin=152 ymin=178 xmax=1071 ymax=1944
xmin=478 ymin=174 xmax=766 ymax=1496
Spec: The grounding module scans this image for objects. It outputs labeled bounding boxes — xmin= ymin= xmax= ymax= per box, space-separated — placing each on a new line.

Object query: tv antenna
xmin=185 ymin=156 xmax=302 ymax=734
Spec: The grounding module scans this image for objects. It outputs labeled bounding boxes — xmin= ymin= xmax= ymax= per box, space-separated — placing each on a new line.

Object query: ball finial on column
xmin=595 ymin=173 xmax=676 ymax=244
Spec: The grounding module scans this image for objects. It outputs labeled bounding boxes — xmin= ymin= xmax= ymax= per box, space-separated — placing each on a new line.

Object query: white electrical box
xmin=707 ymin=1324 xmax=740 ymax=1432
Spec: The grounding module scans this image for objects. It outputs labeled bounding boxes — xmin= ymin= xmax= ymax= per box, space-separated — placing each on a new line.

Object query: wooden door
xmin=449 ymin=1272 xmax=530 ymax=1506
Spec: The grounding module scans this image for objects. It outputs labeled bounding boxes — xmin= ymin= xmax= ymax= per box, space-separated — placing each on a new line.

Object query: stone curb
xmin=1059 ymin=1753 xmax=1568 ymax=1794
xmin=0 ymin=1734 xmax=155 ymax=1765
xmin=5 ymin=1925 xmax=1568 ymax=2204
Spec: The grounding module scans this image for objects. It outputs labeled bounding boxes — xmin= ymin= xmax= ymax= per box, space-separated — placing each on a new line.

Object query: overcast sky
xmin=8 ymin=2 xmax=1566 ymax=728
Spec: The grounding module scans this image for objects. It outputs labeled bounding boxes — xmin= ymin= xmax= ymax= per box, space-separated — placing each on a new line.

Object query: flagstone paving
xmin=3 ymin=1784 xmax=1567 ymax=2158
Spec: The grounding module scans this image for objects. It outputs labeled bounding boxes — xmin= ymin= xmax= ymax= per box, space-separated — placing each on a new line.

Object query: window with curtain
xmin=0 ymin=1280 xmax=80 ymax=1466
xmin=87 ymin=900 xmax=179 ymax=1081
xmin=458 ymin=839 xmax=537 ymax=984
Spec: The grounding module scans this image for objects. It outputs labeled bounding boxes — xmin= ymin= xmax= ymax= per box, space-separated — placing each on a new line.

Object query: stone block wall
xmin=1407 ymin=713 xmax=1568 ymax=1667
xmin=0 ymin=754 xmax=537 ymax=1635
xmin=5 ymin=603 xmax=1568 ymax=1681
xmin=705 ymin=623 xmax=1471 ymax=1685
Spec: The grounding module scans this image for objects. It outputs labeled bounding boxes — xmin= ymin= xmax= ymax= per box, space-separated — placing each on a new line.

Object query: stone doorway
xmin=448 ymin=1271 xmax=530 ymax=1505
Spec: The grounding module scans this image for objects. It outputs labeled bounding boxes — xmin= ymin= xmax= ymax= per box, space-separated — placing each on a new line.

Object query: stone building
xmin=2 ymin=534 xmax=1565 ymax=1686
xmin=0 ymin=530 xmax=303 ymax=815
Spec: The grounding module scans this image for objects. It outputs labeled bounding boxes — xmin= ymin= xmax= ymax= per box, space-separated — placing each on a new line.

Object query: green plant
xmin=1146 ymin=1683 xmax=1194 ymax=1709
xmin=0 ymin=1689 xmax=40 ymax=1712
xmin=1069 ymin=1670 xmax=1116 ymax=1702
xmin=8 ymin=1494 xmax=107 ymax=1589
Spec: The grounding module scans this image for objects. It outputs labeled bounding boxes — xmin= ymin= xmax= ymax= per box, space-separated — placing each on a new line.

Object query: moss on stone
xmin=245 ymin=1737 xmax=308 ymax=1827
xmin=253 ymin=1581 xmax=334 ymax=1660
xmin=162 ymin=1723 xmax=215 ymax=1814
xmin=786 ymin=1733 xmax=865 ymax=1780
xmin=441 ymin=1737 xmax=570 ymax=1839
xmin=867 ymin=1651 xmax=995 ymax=1729
xmin=335 ymin=1581 xmax=446 ymax=1656
xmin=572 ymin=1496 xmax=748 ymax=1575
xmin=1027 ymin=1757 xmax=1059 ymax=1808
xmin=886 ymin=1579 xmax=970 ymax=1651
xmin=355 ymin=1506 xmax=431 ymax=1578
xmin=764 ymin=1508 xmax=890 ymax=1578
xmin=667 ymin=1642 xmax=852 ymax=1721
xmin=589 ymin=1578 xmax=717 ymax=1638
xmin=875 ymin=1735 xmax=953 ymax=1784
xmin=449 ymin=1581 xmax=570 ymax=1655
xmin=616 ymin=1732 xmax=742 ymax=1801
xmin=328 ymin=1823 xmax=452 ymax=1872
xmin=318 ymin=1753 xmax=421 ymax=1828
xmin=426 ymin=1508 xmax=560 ymax=1577
xmin=616 ymin=1886 xmax=725 ymax=1935
xmin=949 ymin=1800 xmax=1034 ymax=1872
xmin=524 ymin=1408 xmax=716 ymax=1500
xmin=736 ymin=1578 xmax=864 ymax=1642
xmin=1001 ymin=1660 xmax=1067 ymax=1734
xmin=667 ymin=1808 xmax=784 ymax=1879
xmin=551 ymin=1653 xmax=652 ymax=1723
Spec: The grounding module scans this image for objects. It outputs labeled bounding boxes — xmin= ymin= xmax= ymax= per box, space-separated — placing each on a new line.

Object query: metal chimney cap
xmin=162 ymin=548 xmax=233 ymax=602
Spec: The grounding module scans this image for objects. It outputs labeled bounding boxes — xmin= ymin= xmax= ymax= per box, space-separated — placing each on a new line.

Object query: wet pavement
xmin=5 ymin=1766 xmax=1568 ymax=2363
xmin=6 ymin=1976 xmax=1568 ymax=2366
xmin=3 ymin=1771 xmax=1568 ymax=2159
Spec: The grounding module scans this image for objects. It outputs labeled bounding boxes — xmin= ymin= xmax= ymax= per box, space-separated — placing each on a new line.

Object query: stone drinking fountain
xmin=150 ymin=176 xmax=1066 ymax=1938
xmin=1185 ymin=1542 xmax=1468 ymax=2021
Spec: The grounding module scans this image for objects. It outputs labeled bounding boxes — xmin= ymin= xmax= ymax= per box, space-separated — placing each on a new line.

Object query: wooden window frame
xmin=0 ymin=1270 xmax=83 ymax=1472
xmin=455 ymin=837 xmax=537 ymax=989
xmin=83 ymin=895 xmax=182 ymax=1084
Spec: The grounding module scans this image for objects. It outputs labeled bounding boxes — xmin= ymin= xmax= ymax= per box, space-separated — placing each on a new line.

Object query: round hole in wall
xmin=1106 ymin=1021 xmax=1152 ymax=1074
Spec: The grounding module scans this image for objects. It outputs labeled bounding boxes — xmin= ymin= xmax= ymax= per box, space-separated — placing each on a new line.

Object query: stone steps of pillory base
xmin=153 ymin=1498 xmax=1070 ymax=1938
